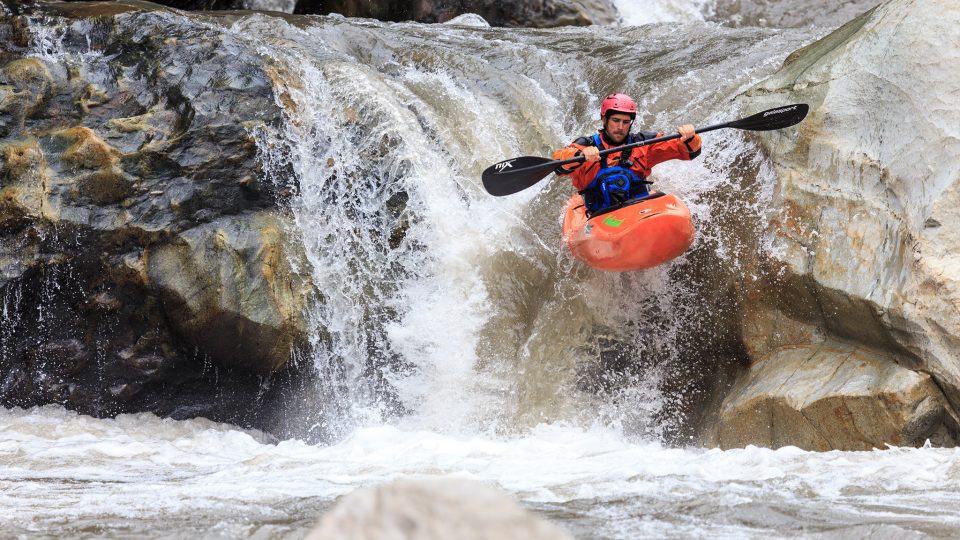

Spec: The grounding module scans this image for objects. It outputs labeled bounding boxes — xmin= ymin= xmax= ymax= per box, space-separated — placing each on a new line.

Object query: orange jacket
xmin=552 ymin=130 xmax=702 ymax=191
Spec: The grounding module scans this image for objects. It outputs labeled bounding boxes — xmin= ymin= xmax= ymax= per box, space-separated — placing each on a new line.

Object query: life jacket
xmin=580 ymin=133 xmax=651 ymax=216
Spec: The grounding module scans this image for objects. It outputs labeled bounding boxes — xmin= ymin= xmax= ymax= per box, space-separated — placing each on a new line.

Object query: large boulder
xmin=712 ymin=334 xmax=958 ymax=450
xmin=0 ymin=1 xmax=314 ymax=422
xmin=711 ymin=0 xmax=960 ymax=449
xmin=306 ymin=479 xmax=574 ymax=540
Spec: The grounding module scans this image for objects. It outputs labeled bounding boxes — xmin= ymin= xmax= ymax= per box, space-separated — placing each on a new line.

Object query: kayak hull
xmin=562 ymin=192 xmax=694 ymax=272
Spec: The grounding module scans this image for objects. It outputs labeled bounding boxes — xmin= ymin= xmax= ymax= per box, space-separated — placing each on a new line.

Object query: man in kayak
xmin=553 ymin=93 xmax=702 ymax=216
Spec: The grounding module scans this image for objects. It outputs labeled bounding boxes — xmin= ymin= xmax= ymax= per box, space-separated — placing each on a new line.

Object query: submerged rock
xmin=715 ymin=0 xmax=960 ymax=449
xmin=306 ymin=478 xmax=574 ymax=540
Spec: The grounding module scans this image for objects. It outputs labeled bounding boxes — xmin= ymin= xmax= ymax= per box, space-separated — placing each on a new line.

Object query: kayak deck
xmin=561 ymin=192 xmax=694 ymax=272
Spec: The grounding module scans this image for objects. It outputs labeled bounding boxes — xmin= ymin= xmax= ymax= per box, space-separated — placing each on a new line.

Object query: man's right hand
xmin=580 ymin=146 xmax=600 ymax=163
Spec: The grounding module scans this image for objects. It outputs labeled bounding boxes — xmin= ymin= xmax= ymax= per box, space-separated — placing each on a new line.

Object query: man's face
xmin=604 ymin=113 xmax=633 ymax=144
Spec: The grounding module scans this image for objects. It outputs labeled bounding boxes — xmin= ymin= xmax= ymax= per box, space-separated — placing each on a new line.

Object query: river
xmin=4 ymin=406 xmax=960 ymax=538
xmin=7 ymin=1 xmax=960 ymax=538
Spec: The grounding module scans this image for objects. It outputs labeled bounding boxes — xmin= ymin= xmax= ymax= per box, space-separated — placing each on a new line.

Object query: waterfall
xmin=228 ymin=13 xmax=824 ymax=442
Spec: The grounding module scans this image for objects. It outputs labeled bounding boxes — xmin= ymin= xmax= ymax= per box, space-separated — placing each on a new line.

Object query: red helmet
xmin=600 ymin=93 xmax=637 ymax=120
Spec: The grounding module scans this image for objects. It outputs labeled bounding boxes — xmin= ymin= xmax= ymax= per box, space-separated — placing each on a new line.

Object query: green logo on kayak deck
xmin=603 ymin=215 xmax=624 ymax=227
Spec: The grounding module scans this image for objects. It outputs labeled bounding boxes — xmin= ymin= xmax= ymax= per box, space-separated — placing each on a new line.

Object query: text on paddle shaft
xmin=764 ymin=105 xmax=798 ymax=117
xmin=495 ymin=159 xmax=517 ymax=172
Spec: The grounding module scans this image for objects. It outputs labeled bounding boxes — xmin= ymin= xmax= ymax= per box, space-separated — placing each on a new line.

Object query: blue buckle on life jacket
xmin=581 ymin=134 xmax=648 ymax=215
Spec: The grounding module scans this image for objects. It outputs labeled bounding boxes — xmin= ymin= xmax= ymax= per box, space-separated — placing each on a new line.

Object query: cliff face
xmin=0 ymin=1 xmax=315 ymax=424
xmin=711 ymin=0 xmax=960 ymax=450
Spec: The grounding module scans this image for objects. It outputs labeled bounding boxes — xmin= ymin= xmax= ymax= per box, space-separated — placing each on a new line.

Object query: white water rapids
xmin=4 ymin=406 xmax=960 ymax=538
xmin=6 ymin=2 xmax=960 ymax=539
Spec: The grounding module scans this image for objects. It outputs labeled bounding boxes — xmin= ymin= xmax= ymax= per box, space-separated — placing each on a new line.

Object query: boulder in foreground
xmin=306 ymin=478 xmax=573 ymax=540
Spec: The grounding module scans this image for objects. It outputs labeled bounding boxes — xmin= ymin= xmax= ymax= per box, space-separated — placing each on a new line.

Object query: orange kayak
xmin=561 ymin=192 xmax=695 ymax=272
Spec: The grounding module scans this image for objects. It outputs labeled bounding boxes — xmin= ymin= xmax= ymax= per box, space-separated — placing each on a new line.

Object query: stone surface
xmin=148 ymin=213 xmax=309 ymax=374
xmin=0 ymin=1 xmax=314 ymax=425
xmin=306 ymin=479 xmax=574 ymax=540
xmin=710 ymin=0 xmax=881 ymax=28
xmin=303 ymin=0 xmax=618 ymax=27
xmin=126 ymin=0 xmax=620 ymax=27
xmin=710 ymin=337 xmax=959 ymax=450
xmin=718 ymin=0 xmax=960 ymax=449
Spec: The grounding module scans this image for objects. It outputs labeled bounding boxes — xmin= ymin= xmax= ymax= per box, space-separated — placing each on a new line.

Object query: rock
xmin=709 ymin=0 xmax=881 ymax=28
xmin=0 ymin=137 xmax=50 ymax=229
xmin=289 ymin=0 xmax=619 ymax=27
xmin=306 ymin=479 xmax=574 ymax=540
xmin=148 ymin=213 xmax=312 ymax=374
xmin=0 ymin=57 xmax=52 ymax=134
xmin=722 ymin=0 xmax=960 ymax=448
xmin=442 ymin=13 xmax=490 ymax=27
xmin=0 ymin=2 xmax=316 ymax=427
xmin=709 ymin=337 xmax=959 ymax=450
xmin=28 ymin=339 xmax=91 ymax=376
xmin=23 ymin=0 xmax=620 ymax=27
xmin=109 ymin=381 xmax=143 ymax=401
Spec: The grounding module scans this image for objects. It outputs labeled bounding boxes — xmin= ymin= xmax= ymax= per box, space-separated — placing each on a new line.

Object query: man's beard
xmin=605 ymin=131 xmax=627 ymax=145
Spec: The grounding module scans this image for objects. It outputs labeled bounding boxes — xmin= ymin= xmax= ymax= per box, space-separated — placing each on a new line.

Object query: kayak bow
xmin=562 ymin=192 xmax=694 ymax=272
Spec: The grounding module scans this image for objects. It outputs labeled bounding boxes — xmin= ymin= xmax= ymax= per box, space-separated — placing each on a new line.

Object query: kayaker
xmin=553 ymin=93 xmax=702 ymax=216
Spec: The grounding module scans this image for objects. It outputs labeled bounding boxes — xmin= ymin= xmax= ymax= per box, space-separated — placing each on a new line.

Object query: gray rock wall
xmin=712 ymin=0 xmax=960 ymax=449
xmin=0 ymin=1 xmax=315 ymax=425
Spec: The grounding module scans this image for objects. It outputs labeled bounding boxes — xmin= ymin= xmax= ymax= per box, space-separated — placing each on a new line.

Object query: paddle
xmin=481 ymin=103 xmax=809 ymax=196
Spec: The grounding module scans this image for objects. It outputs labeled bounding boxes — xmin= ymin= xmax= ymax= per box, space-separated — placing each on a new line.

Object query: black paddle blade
xmin=730 ymin=103 xmax=809 ymax=132
xmin=481 ymin=155 xmax=557 ymax=196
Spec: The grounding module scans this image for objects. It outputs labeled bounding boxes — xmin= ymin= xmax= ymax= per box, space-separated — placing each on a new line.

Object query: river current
xmin=7 ymin=1 xmax=960 ymax=539
xmin=4 ymin=406 xmax=960 ymax=538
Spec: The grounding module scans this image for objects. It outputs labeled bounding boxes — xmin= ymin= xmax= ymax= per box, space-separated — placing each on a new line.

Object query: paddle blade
xmin=729 ymin=103 xmax=809 ymax=132
xmin=481 ymin=155 xmax=557 ymax=196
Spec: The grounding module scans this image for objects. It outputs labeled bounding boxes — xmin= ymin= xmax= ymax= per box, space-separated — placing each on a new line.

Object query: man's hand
xmin=678 ymin=124 xmax=696 ymax=142
xmin=580 ymin=146 xmax=600 ymax=163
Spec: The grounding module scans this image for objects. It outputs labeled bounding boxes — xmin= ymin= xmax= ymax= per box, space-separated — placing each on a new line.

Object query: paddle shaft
xmin=546 ymin=120 xmax=731 ymax=171
xmin=481 ymin=103 xmax=808 ymax=196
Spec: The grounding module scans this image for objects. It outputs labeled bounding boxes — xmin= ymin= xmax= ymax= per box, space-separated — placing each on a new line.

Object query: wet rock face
xmin=130 ymin=0 xmax=620 ymax=27
xmin=293 ymin=0 xmax=619 ymax=27
xmin=710 ymin=0 xmax=881 ymax=28
xmin=0 ymin=2 xmax=314 ymax=425
xmin=716 ymin=0 xmax=960 ymax=449
xmin=710 ymin=334 xmax=960 ymax=450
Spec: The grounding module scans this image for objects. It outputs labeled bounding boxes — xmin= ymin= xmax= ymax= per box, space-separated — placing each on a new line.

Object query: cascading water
xmin=5 ymin=4 xmax=960 ymax=539
xmin=613 ymin=0 xmax=716 ymax=24
xmin=238 ymin=14 xmax=821 ymax=443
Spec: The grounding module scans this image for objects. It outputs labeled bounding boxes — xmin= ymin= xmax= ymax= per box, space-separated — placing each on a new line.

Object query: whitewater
xmin=5 ymin=406 xmax=960 ymax=538
xmin=5 ymin=0 xmax=960 ymax=538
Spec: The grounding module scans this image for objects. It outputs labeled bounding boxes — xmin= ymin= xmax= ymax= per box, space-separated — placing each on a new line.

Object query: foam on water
xmin=613 ymin=0 xmax=716 ymax=25
xmin=3 ymin=406 xmax=960 ymax=538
